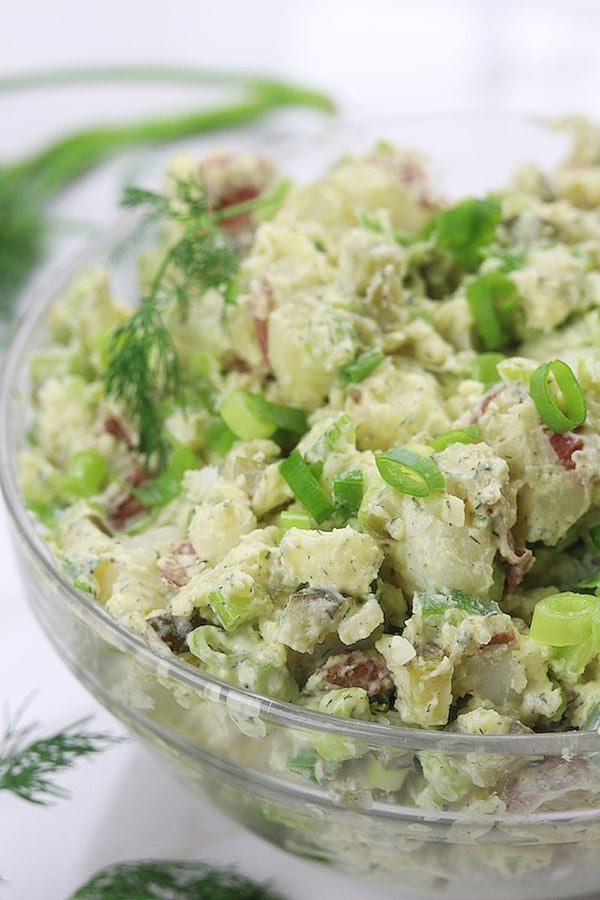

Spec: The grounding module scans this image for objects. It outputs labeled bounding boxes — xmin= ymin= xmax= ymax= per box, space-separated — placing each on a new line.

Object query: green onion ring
xmin=530 ymin=591 xmax=595 ymax=646
xmin=430 ymin=426 xmax=481 ymax=453
xmin=280 ymin=450 xmax=335 ymax=524
xmin=530 ymin=359 xmax=587 ymax=434
xmin=376 ymin=447 xmax=445 ymax=497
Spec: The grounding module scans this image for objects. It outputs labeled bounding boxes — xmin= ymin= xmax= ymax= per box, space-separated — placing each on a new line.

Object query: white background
xmin=3 ymin=2 xmax=600 ymax=898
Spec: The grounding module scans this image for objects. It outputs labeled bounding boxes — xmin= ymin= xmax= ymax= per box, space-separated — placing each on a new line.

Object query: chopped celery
xmin=220 ymin=389 xmax=307 ymax=442
xmin=220 ymin=390 xmax=277 ymax=441
xmin=418 ymin=751 xmax=473 ymax=805
xmin=550 ymin=637 xmax=595 ymax=684
xmin=208 ymin=589 xmax=270 ymax=632
xmin=287 ymin=746 xmax=335 ymax=784
xmin=414 ymin=588 xmax=500 ymax=618
xmin=364 ymin=756 xmax=409 ymax=792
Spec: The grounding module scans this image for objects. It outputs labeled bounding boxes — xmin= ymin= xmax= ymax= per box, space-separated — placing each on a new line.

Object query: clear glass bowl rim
xmin=2 ymin=116 xmax=600 ymax=757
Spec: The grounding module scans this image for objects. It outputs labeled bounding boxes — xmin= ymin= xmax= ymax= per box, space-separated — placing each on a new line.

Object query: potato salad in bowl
xmin=4 ymin=116 xmax=600 ymax=899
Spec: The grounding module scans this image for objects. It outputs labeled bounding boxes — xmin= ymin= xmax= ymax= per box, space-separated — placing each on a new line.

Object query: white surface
xmin=3 ymin=2 xmax=600 ymax=898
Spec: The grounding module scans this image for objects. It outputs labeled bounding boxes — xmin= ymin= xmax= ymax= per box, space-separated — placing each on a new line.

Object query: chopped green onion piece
xmin=530 ymin=360 xmax=587 ymax=434
xmin=425 ymin=197 xmax=502 ymax=271
xmin=220 ymin=389 xmax=308 ymax=442
xmin=339 ymin=349 xmax=384 ymax=386
xmin=530 ymin=591 xmax=596 ymax=646
xmin=466 ymin=272 xmax=519 ymax=351
xmin=220 ymin=390 xmax=277 ymax=441
xmin=134 ymin=442 xmax=197 ymax=507
xmin=471 ymin=351 xmax=506 ymax=386
xmin=267 ymin=402 xmax=308 ymax=435
xmin=375 ymin=447 xmax=445 ymax=497
xmin=26 ymin=497 xmax=66 ymax=528
xmin=280 ymin=450 xmax=335 ymax=524
xmin=332 ymin=469 xmax=364 ymax=515
xmin=279 ymin=508 xmax=315 ymax=534
xmin=430 ymin=426 xmax=481 ymax=453
xmin=62 ymin=450 xmax=109 ymax=497
xmin=203 ymin=419 xmax=238 ymax=457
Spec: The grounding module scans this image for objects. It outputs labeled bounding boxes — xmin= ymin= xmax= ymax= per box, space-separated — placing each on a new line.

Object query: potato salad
xmin=22 ymin=119 xmax=600 ymax=753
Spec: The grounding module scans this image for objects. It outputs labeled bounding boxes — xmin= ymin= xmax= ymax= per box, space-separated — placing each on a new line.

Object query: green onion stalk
xmin=0 ymin=65 xmax=336 ymax=321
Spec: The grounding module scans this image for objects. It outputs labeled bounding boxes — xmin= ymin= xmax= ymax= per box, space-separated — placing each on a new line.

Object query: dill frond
xmin=104 ymin=176 xmax=285 ymax=467
xmin=70 ymin=860 xmax=284 ymax=900
xmin=0 ymin=705 xmax=123 ymax=806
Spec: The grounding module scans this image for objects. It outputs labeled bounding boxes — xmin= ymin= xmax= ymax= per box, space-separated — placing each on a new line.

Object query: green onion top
xmin=280 ymin=450 xmax=335 ymax=524
xmin=430 ymin=426 xmax=481 ymax=453
xmin=220 ymin=389 xmax=308 ymax=442
xmin=529 ymin=359 xmax=587 ymax=434
xmin=470 ymin=351 xmax=505 ymax=387
xmin=425 ymin=197 xmax=502 ymax=271
xmin=466 ymin=271 xmax=520 ymax=351
xmin=332 ymin=468 xmax=364 ymax=516
xmin=375 ymin=447 xmax=445 ymax=497
xmin=339 ymin=349 xmax=385 ymax=386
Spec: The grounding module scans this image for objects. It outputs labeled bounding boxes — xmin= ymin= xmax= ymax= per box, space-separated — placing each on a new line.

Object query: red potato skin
xmin=325 ymin=651 xmax=394 ymax=697
xmin=547 ymin=430 xmax=584 ymax=471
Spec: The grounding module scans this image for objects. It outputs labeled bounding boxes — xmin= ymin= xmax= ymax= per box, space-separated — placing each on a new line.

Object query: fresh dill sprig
xmin=104 ymin=177 xmax=289 ymax=467
xmin=0 ymin=705 xmax=123 ymax=806
xmin=70 ymin=860 xmax=284 ymax=900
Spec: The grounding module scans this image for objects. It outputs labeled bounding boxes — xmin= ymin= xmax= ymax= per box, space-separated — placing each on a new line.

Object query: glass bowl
xmin=2 ymin=116 xmax=600 ymax=900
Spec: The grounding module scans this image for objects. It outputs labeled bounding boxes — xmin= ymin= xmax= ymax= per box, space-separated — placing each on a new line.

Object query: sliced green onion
xmin=62 ymin=450 xmax=109 ymax=497
xmin=530 ymin=591 xmax=596 ymax=646
xmin=339 ymin=349 xmax=384 ymax=386
xmin=466 ymin=272 xmax=519 ymax=351
xmin=425 ymin=197 xmax=501 ymax=271
xmin=470 ymin=351 xmax=505 ymax=386
xmin=220 ymin=389 xmax=307 ymax=442
xmin=26 ymin=497 xmax=67 ymax=528
xmin=267 ymin=402 xmax=308 ymax=435
xmin=280 ymin=450 xmax=335 ymax=524
xmin=332 ymin=469 xmax=364 ymax=515
xmin=134 ymin=442 xmax=197 ymax=507
xmin=203 ymin=419 xmax=237 ymax=457
xmin=530 ymin=360 xmax=587 ymax=434
xmin=430 ymin=426 xmax=481 ymax=453
xmin=375 ymin=447 xmax=445 ymax=497
xmin=279 ymin=508 xmax=315 ymax=534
